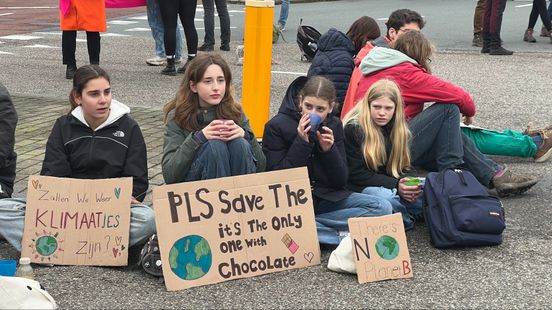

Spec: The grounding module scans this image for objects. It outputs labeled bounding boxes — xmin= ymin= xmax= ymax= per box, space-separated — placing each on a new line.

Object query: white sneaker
xmin=146 ymin=56 xmax=165 ymax=66
xmin=175 ymin=57 xmax=182 ymax=64
xmin=278 ymin=23 xmax=286 ymax=31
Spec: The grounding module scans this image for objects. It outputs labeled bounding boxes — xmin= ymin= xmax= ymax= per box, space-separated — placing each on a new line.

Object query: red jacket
xmin=355 ymin=53 xmax=476 ymax=120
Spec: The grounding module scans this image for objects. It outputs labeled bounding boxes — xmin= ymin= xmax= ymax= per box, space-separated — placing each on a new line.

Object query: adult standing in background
xmin=0 ymin=83 xmax=17 ymax=199
xmin=198 ymin=0 xmax=231 ymax=52
xmin=480 ymin=0 xmax=513 ymax=55
xmin=145 ymin=0 xmax=184 ymax=66
xmin=59 ymin=0 xmax=107 ymax=79
xmin=540 ymin=1 xmax=552 ymax=36
xmin=522 ymin=0 xmax=552 ymax=43
xmin=277 ymin=0 xmax=290 ymax=31
xmin=472 ymin=0 xmax=486 ymax=47
xmin=157 ymin=0 xmax=199 ymax=76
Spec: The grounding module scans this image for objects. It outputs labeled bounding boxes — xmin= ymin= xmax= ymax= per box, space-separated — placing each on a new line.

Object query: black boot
xmin=177 ymin=56 xmax=195 ymax=74
xmin=489 ymin=33 xmax=513 ymax=55
xmin=480 ymin=32 xmax=490 ymax=53
xmin=161 ymin=56 xmax=176 ymax=76
xmin=66 ymin=64 xmax=77 ymax=80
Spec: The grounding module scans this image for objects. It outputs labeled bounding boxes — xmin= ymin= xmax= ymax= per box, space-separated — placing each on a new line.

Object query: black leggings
xmin=62 ymin=31 xmax=101 ymax=66
xmin=528 ymin=0 xmax=551 ymax=31
xmin=158 ymin=0 xmax=198 ymax=57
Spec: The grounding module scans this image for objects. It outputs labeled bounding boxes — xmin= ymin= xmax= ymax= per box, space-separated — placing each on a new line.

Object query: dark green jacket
xmin=162 ymin=108 xmax=266 ymax=184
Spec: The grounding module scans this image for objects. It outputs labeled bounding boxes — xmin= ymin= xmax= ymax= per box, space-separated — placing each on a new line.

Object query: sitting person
xmin=0 ymin=83 xmax=17 ymax=199
xmin=0 ymin=65 xmax=155 ymax=252
xmin=354 ymin=30 xmax=538 ymax=197
xmin=262 ymin=75 xmax=394 ymax=246
xmin=343 ymin=79 xmax=423 ymax=225
xmin=162 ymin=52 xmax=265 ymax=183
xmin=342 ymin=8 xmax=425 ymax=118
xmin=307 ymin=16 xmax=381 ymax=115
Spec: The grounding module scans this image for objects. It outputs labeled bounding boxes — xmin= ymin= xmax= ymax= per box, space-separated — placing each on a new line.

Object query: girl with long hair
xmin=162 ymin=53 xmax=265 ymax=183
xmin=343 ymin=79 xmax=421 ymax=224
xmin=354 ymin=30 xmax=539 ymax=197
xmin=0 ymin=65 xmax=155 ymax=253
xmin=263 ymin=76 xmax=393 ymax=245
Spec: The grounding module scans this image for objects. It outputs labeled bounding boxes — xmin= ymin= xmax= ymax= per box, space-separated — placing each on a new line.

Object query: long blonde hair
xmin=343 ymin=79 xmax=411 ymax=178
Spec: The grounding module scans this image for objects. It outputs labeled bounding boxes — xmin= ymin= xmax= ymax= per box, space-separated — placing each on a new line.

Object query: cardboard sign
xmin=21 ymin=176 xmax=132 ymax=266
xmin=348 ymin=213 xmax=413 ymax=284
xmin=153 ymin=167 xmax=320 ymax=291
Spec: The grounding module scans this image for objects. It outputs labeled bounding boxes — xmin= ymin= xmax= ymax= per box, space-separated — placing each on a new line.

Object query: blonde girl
xmin=344 ymin=79 xmax=422 ymax=228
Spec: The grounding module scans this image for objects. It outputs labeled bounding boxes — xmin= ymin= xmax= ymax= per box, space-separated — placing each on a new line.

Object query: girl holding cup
xmin=343 ymin=79 xmax=423 ymax=226
xmin=262 ymin=76 xmax=393 ymax=246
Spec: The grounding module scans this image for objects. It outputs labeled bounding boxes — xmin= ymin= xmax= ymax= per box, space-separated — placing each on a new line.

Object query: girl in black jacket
xmin=262 ymin=76 xmax=392 ymax=246
xmin=343 ymin=79 xmax=423 ymax=228
xmin=0 ymin=65 xmax=155 ymax=253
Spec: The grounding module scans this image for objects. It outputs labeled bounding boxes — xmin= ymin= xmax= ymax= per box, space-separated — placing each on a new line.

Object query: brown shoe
xmin=534 ymin=130 xmax=552 ymax=163
xmin=492 ymin=167 xmax=538 ymax=197
xmin=523 ymin=122 xmax=552 ymax=136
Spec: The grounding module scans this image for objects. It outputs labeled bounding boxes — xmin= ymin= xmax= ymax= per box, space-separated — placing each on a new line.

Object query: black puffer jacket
xmin=262 ymin=76 xmax=351 ymax=210
xmin=41 ymin=101 xmax=149 ymax=201
xmin=0 ymin=83 xmax=17 ymax=198
xmin=344 ymin=120 xmax=400 ymax=192
xmin=307 ymin=28 xmax=356 ymax=113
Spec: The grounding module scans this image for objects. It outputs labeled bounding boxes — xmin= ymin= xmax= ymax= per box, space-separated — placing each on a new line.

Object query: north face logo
xmin=113 ymin=130 xmax=125 ymax=137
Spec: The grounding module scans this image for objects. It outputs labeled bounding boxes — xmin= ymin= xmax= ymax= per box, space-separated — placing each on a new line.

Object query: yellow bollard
xmin=241 ymin=0 xmax=274 ymax=138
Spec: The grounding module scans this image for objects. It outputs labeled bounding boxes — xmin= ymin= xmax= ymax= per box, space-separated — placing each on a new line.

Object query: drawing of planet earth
xmin=375 ymin=235 xmax=399 ymax=260
xmin=169 ymin=235 xmax=212 ymax=280
xmin=35 ymin=235 xmax=58 ymax=256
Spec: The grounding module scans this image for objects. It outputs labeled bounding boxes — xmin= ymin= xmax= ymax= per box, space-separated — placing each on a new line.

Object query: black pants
xmin=62 ymin=31 xmax=101 ymax=66
xmin=528 ymin=0 xmax=552 ymax=31
xmin=157 ymin=0 xmax=198 ymax=57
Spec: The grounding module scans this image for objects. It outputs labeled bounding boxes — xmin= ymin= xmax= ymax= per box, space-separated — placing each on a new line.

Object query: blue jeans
xmin=360 ymin=187 xmax=421 ymax=231
xmin=315 ymin=191 xmax=393 ymax=245
xmin=147 ymin=0 xmax=182 ymax=58
xmin=0 ymin=198 xmax=156 ymax=252
xmin=185 ymin=139 xmax=257 ymax=181
xmin=278 ymin=0 xmax=290 ymax=26
xmin=408 ymin=103 xmax=500 ymax=187
xmin=408 ymin=103 xmax=464 ymax=171
xmin=202 ymin=0 xmax=231 ymax=46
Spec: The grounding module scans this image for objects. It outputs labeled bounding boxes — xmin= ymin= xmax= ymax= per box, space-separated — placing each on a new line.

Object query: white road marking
xmin=0 ymin=12 xmax=14 ymax=16
xmin=128 ymin=15 xmax=148 ymax=20
xmin=516 ymin=3 xmax=533 ymax=8
xmin=271 ymin=70 xmax=307 ymax=75
xmin=0 ymin=34 xmax=41 ymax=40
xmin=109 ymin=20 xmax=139 ymax=25
xmin=0 ymin=6 xmax=56 ymax=9
xmin=24 ymin=44 xmax=58 ymax=48
xmin=102 ymin=33 xmax=130 ymax=37
xmin=0 ymin=51 xmax=14 ymax=55
xmin=125 ymin=27 xmax=151 ymax=32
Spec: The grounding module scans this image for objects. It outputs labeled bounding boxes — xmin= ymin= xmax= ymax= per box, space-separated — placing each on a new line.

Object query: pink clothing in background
xmin=59 ymin=0 xmax=70 ymax=16
xmin=105 ymin=0 xmax=146 ymax=8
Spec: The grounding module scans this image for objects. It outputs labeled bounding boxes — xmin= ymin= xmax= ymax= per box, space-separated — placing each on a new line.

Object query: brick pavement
xmin=12 ymin=95 xmax=164 ymax=204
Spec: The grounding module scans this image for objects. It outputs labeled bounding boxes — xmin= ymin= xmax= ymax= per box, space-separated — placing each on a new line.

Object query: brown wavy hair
xmin=393 ymin=30 xmax=434 ymax=74
xmin=346 ymin=16 xmax=381 ymax=52
xmin=163 ymin=52 xmax=242 ymax=130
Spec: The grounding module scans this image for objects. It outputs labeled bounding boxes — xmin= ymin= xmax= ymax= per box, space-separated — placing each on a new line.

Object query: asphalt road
xmin=1 ymin=0 xmax=552 ymax=308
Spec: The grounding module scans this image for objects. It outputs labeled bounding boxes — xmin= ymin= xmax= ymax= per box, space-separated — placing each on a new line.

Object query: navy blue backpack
xmin=424 ymin=169 xmax=505 ymax=248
